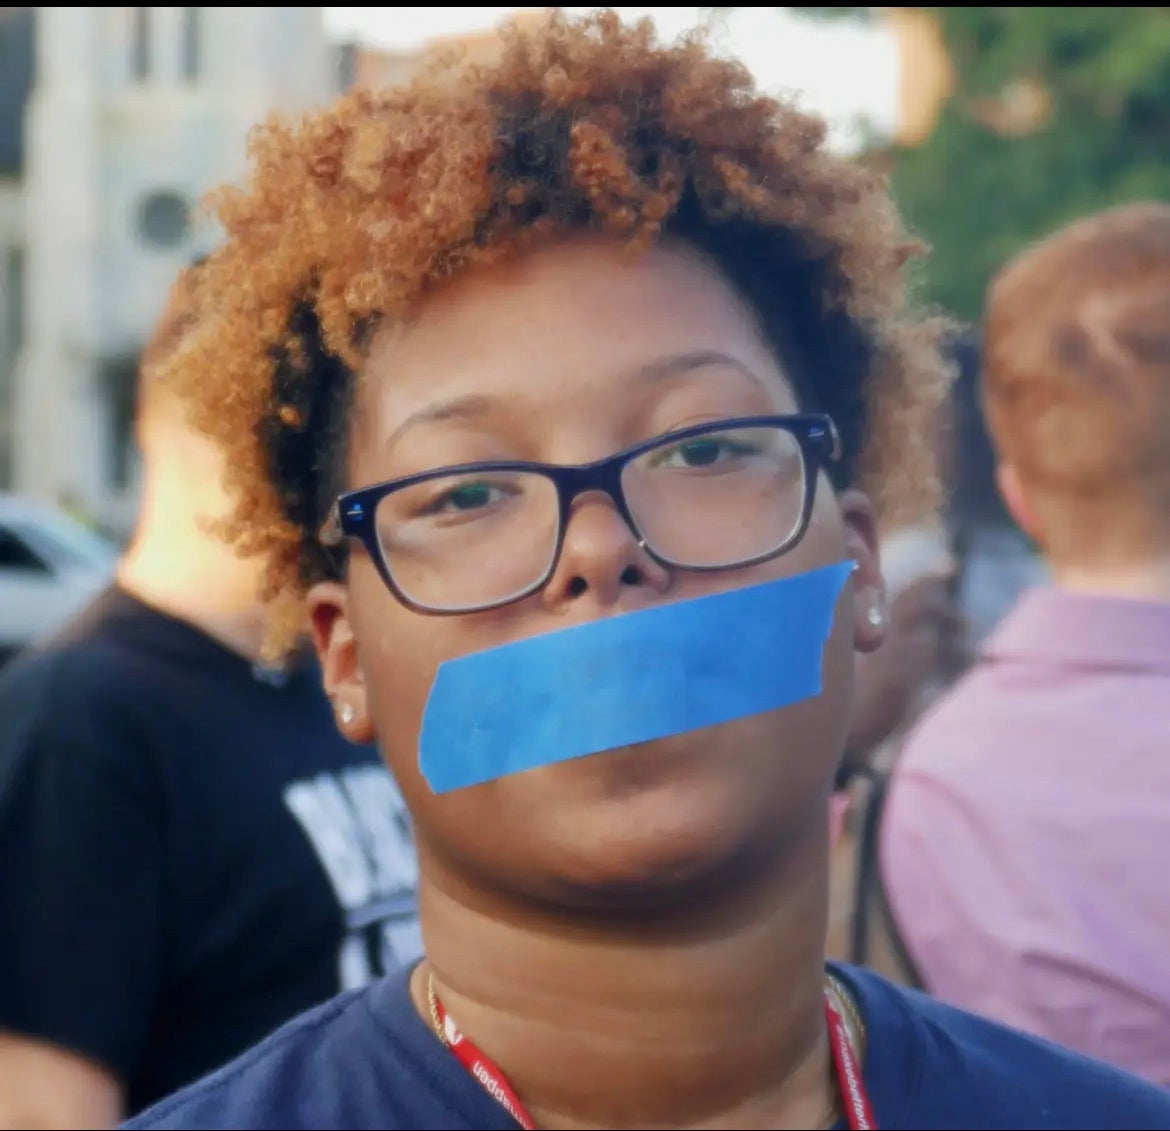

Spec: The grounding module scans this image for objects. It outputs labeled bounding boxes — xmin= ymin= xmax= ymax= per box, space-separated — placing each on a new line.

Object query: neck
xmin=1053 ymin=555 xmax=1170 ymax=604
xmin=415 ymin=835 xmax=838 ymax=1130
xmin=117 ymin=495 xmax=266 ymax=661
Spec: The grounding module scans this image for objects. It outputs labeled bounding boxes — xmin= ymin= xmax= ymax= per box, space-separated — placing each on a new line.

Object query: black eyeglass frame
xmin=320 ymin=413 xmax=841 ymax=615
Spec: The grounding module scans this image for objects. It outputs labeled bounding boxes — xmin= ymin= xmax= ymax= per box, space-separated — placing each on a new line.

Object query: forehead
xmin=357 ymin=238 xmax=793 ymax=434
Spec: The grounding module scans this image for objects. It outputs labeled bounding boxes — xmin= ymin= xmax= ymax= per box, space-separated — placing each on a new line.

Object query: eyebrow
xmin=635 ymin=349 xmax=768 ymax=388
xmin=383 ymin=349 xmax=767 ymax=453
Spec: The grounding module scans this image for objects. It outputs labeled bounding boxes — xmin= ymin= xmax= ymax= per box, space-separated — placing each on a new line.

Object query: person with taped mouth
xmin=121 ymin=10 xmax=1170 ymax=1131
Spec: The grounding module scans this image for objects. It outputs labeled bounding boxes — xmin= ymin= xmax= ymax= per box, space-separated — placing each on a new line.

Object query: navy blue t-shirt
xmin=0 ymin=586 xmax=421 ymax=1114
xmin=124 ymin=962 xmax=1170 ymax=1130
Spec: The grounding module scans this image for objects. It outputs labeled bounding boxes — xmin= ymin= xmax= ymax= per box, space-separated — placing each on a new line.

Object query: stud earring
xmin=867 ymin=606 xmax=884 ymax=629
xmin=339 ymin=702 xmax=355 ymax=726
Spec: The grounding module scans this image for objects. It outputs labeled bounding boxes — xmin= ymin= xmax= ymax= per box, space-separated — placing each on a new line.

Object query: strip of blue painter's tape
xmin=418 ymin=560 xmax=853 ymax=794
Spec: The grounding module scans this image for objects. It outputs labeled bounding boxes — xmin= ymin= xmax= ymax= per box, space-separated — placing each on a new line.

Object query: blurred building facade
xmin=0 ymin=7 xmax=335 ymax=538
xmin=0 ymin=8 xmax=32 ymax=503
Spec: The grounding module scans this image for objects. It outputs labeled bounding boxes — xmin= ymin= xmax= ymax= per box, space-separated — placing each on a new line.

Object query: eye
xmin=654 ymin=435 xmax=757 ymax=469
xmin=425 ymin=481 xmax=507 ymax=515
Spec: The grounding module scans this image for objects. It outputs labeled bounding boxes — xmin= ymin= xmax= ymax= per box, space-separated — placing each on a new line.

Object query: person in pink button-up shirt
xmin=879 ymin=202 xmax=1170 ymax=1087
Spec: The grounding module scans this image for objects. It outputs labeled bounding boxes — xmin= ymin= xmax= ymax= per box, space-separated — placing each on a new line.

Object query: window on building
xmin=336 ymin=42 xmax=358 ymax=92
xmin=137 ymin=189 xmax=191 ymax=249
xmin=131 ymin=7 xmax=150 ymax=80
xmin=103 ymin=358 xmax=140 ymax=492
xmin=181 ymin=8 xmax=200 ymax=81
xmin=0 ymin=9 xmax=35 ymax=175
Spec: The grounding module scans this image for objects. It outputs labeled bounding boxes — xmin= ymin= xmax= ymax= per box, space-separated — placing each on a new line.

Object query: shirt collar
xmin=983 ymin=586 xmax=1170 ymax=673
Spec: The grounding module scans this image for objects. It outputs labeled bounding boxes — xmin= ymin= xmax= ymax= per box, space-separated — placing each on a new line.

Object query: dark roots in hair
xmin=170 ymin=9 xmax=953 ymax=658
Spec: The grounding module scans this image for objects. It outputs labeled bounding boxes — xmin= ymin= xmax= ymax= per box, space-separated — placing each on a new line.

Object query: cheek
xmin=804 ymin=475 xmax=848 ymax=547
xmin=348 ymin=566 xmax=549 ymax=808
xmin=753 ymin=475 xmax=849 ymax=584
xmin=348 ymin=566 xmax=450 ymax=790
xmin=744 ymin=482 xmax=855 ymax=742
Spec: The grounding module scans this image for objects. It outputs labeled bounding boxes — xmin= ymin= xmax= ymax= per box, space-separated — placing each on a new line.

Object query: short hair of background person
xmin=136 ymin=253 xmax=208 ymax=431
xmin=114 ymin=254 xmax=277 ymax=661
xmin=984 ymin=201 xmax=1170 ymax=588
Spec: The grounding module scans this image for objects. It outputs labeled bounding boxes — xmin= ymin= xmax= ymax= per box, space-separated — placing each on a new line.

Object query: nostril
xmin=565 ymin=567 xmax=643 ymax=599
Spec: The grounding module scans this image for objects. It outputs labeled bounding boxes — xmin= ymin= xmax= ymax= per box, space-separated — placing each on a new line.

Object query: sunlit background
xmin=324 ymin=7 xmax=904 ymax=153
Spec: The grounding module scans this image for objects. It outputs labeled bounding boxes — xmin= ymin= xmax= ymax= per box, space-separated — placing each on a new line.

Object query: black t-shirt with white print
xmin=0 ymin=585 xmax=420 ymax=1116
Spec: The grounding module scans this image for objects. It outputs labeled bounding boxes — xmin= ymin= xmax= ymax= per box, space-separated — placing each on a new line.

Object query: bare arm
xmin=0 ymin=1032 xmax=124 ymax=1130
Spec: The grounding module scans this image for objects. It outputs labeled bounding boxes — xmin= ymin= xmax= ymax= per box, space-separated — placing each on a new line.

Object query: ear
xmin=995 ymin=462 xmax=1042 ymax=545
xmin=307 ymin=580 xmax=375 ymax=744
xmin=838 ymin=489 xmax=886 ymax=655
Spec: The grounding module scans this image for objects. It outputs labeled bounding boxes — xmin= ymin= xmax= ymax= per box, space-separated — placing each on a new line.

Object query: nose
xmin=541 ymin=493 xmax=672 ymax=611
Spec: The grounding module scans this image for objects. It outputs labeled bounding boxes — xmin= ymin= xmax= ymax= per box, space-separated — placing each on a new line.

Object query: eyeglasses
xmin=322 ymin=414 xmax=840 ymax=615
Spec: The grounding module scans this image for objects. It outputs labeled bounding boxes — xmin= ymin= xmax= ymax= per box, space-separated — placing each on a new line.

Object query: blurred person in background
xmin=833 ymin=330 xmax=1000 ymax=807
xmin=944 ymin=330 xmax=1048 ymax=642
xmin=842 ymin=521 xmax=966 ymax=781
xmin=826 ymin=334 xmax=973 ymax=967
xmin=877 ymin=202 xmax=1170 ymax=1085
xmin=826 ymin=518 xmax=965 ymax=965
xmin=0 ymin=262 xmax=422 ymax=1128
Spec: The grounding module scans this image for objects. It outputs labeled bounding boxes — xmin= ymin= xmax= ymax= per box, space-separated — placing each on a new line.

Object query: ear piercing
xmin=867 ymin=606 xmax=884 ymax=629
xmin=338 ymin=702 xmax=355 ymax=725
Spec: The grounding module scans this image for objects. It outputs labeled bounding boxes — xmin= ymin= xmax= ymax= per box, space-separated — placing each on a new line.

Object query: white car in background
xmin=0 ymin=493 xmax=119 ymax=668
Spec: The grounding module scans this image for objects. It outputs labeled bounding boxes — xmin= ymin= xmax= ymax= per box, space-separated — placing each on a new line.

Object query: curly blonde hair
xmin=169 ymin=9 xmax=953 ymax=659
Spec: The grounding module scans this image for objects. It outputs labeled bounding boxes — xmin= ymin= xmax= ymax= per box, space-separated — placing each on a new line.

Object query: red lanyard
xmin=824 ymin=985 xmax=878 ymax=1130
xmin=432 ymin=984 xmax=878 ymax=1130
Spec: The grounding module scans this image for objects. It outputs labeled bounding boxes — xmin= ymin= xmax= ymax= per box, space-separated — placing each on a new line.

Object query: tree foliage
xmin=795 ymin=7 xmax=1170 ymax=321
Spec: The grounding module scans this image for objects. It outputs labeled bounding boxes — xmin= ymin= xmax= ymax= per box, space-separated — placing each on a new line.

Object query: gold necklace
xmin=427 ymin=969 xmax=448 ymax=1046
xmin=826 ymin=970 xmax=868 ymax=1063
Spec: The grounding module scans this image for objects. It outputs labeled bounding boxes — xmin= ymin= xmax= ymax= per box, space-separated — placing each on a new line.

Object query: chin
xmin=532 ymin=737 xmax=783 ymax=911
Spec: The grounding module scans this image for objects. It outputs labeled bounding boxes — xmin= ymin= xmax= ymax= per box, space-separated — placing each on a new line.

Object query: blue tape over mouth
xmin=418 ymin=560 xmax=853 ymax=794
